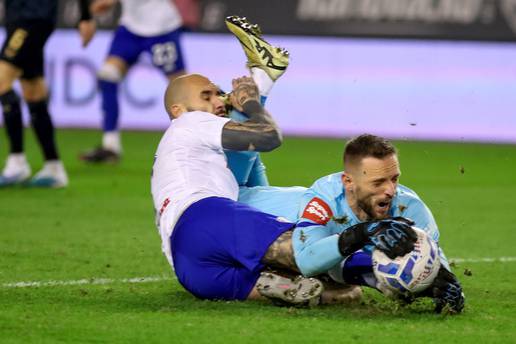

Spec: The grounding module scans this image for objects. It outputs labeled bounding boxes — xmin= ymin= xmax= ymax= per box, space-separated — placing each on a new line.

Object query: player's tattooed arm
xmin=221 ymin=76 xmax=282 ymax=152
xmin=262 ymin=231 xmax=299 ymax=272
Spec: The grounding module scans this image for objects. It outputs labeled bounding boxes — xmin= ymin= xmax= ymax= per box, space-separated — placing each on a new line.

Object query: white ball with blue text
xmin=372 ymin=227 xmax=440 ymax=298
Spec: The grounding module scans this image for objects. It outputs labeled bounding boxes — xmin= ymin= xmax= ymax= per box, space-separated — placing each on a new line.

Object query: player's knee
xmin=22 ymin=89 xmax=46 ymax=102
xmin=0 ymin=89 xmax=21 ymax=115
xmin=20 ymin=79 xmax=48 ymax=102
xmin=0 ymin=62 xmax=19 ymax=93
xmin=98 ymin=63 xmax=124 ymax=83
xmin=0 ymin=77 xmax=15 ymax=95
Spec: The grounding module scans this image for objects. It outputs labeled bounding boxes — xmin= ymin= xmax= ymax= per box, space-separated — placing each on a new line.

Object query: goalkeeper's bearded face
xmin=345 ymin=154 xmax=401 ymax=220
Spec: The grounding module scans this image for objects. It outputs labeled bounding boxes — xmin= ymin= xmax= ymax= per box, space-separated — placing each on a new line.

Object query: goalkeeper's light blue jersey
xmin=239 ymin=171 xmax=449 ymax=277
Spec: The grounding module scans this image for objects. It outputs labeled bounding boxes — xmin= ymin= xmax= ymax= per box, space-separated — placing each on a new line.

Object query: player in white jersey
xmin=118 ymin=0 xmax=183 ymax=37
xmin=80 ymin=0 xmax=188 ymax=163
xmin=152 ymin=73 xmax=325 ymax=305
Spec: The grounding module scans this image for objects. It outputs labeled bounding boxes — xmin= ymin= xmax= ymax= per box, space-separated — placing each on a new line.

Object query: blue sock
xmin=99 ymin=79 xmax=119 ymax=132
xmin=341 ymin=251 xmax=376 ymax=287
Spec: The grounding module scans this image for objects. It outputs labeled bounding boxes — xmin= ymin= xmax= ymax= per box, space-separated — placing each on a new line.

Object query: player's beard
xmin=357 ymin=196 xmax=376 ymax=220
xmin=355 ymin=187 xmax=391 ymax=220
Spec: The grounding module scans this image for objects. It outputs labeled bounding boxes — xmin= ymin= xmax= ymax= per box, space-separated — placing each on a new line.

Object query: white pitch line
xmin=1 ymin=275 xmax=175 ymax=289
xmin=450 ymin=256 xmax=516 ymax=264
xmin=2 ymin=257 xmax=516 ymax=289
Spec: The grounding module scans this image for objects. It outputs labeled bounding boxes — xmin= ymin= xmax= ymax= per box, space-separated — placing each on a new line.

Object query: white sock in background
xmin=102 ymin=131 xmax=122 ymax=153
xmin=34 ymin=160 xmax=68 ymax=187
xmin=250 ymin=68 xmax=274 ymax=97
xmin=2 ymin=153 xmax=30 ymax=177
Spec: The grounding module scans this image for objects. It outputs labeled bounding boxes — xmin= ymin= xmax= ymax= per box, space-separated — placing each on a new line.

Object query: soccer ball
xmin=372 ymin=227 xmax=440 ymax=298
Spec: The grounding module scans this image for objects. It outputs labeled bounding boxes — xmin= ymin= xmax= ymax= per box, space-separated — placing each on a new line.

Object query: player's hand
xmin=78 ymin=19 xmax=96 ymax=47
xmin=229 ymin=76 xmax=260 ymax=112
xmin=390 ymin=216 xmax=415 ymax=226
xmin=338 ymin=219 xmax=418 ymax=258
xmin=364 ymin=219 xmax=418 ymax=259
xmin=426 ymin=266 xmax=465 ymax=314
xmin=90 ymin=0 xmax=116 ymax=15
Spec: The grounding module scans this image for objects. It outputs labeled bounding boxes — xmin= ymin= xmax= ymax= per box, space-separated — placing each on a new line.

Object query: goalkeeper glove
xmin=338 ymin=217 xmax=418 ymax=259
xmin=426 ymin=266 xmax=465 ymax=314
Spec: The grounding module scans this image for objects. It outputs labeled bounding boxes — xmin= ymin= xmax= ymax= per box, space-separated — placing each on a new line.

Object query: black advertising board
xmin=1 ymin=0 xmax=516 ymax=41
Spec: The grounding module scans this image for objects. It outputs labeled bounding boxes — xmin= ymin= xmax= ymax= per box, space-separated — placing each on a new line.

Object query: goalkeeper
xmin=239 ymin=134 xmax=465 ymax=314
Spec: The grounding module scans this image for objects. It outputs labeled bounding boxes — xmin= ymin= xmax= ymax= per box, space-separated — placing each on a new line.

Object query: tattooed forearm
xmin=262 ymin=231 xmax=299 ymax=272
xmin=221 ymin=103 xmax=282 ymax=151
xmin=241 ymin=100 xmax=275 ymax=124
xmin=222 ymin=122 xmax=280 ymax=151
xmin=221 ymin=76 xmax=282 ymax=152
xmin=233 ymin=82 xmax=259 ymax=109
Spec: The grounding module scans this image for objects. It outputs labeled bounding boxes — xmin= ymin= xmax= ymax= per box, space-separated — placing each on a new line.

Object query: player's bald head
xmin=163 ymin=74 xmax=213 ymax=118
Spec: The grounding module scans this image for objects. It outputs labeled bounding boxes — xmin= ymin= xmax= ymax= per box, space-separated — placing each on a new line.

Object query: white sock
xmin=43 ymin=160 xmax=63 ymax=170
xmin=102 ymin=131 xmax=121 ymax=153
xmin=3 ymin=153 xmax=30 ymax=176
xmin=250 ymin=67 xmax=274 ymax=97
xmin=7 ymin=153 xmax=28 ymax=165
xmin=39 ymin=159 xmax=68 ymax=186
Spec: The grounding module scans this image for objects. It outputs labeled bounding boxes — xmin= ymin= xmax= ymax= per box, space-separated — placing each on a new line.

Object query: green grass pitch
xmin=1 ymin=129 xmax=515 ymax=343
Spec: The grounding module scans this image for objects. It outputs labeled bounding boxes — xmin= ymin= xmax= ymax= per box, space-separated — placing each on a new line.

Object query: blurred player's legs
xmin=79 ymin=56 xmax=127 ymax=163
xmin=0 ymin=20 xmax=68 ymax=188
xmin=22 ymin=77 xmax=68 ymax=188
xmin=0 ymin=61 xmax=31 ymax=185
xmin=80 ymin=25 xmax=186 ymax=163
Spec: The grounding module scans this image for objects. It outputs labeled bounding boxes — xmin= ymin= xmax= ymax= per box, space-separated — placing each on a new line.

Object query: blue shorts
xmin=170 ymin=197 xmax=293 ymax=300
xmin=108 ymin=25 xmax=185 ymax=75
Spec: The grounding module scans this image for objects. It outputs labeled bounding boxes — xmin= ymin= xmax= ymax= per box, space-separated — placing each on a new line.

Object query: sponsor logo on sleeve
xmin=302 ymin=197 xmax=333 ymax=225
xmin=159 ymin=197 xmax=171 ymax=216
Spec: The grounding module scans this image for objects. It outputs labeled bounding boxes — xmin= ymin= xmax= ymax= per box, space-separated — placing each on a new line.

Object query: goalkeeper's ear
xmin=341 ymin=172 xmax=354 ymax=193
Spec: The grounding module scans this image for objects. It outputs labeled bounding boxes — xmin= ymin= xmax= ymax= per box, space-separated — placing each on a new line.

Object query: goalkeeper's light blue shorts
xmin=170 ymin=197 xmax=293 ymax=300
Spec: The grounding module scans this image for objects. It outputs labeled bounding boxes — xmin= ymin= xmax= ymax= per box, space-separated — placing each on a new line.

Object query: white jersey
xmin=119 ymin=0 xmax=183 ymax=37
xmin=151 ymin=111 xmax=238 ymax=265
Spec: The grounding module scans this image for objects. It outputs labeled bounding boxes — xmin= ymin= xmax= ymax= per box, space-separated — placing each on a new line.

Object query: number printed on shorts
xmin=5 ymin=29 xmax=28 ymax=58
xmin=151 ymin=42 xmax=178 ymax=72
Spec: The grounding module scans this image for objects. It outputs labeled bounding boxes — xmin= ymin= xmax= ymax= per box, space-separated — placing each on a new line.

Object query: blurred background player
xmin=80 ymin=0 xmax=197 ymax=163
xmin=0 ymin=0 xmax=95 ymax=188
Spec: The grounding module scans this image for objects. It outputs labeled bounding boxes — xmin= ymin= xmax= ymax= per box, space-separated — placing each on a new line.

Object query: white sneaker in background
xmin=28 ymin=160 xmax=69 ymax=188
xmin=0 ymin=153 xmax=31 ymax=186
